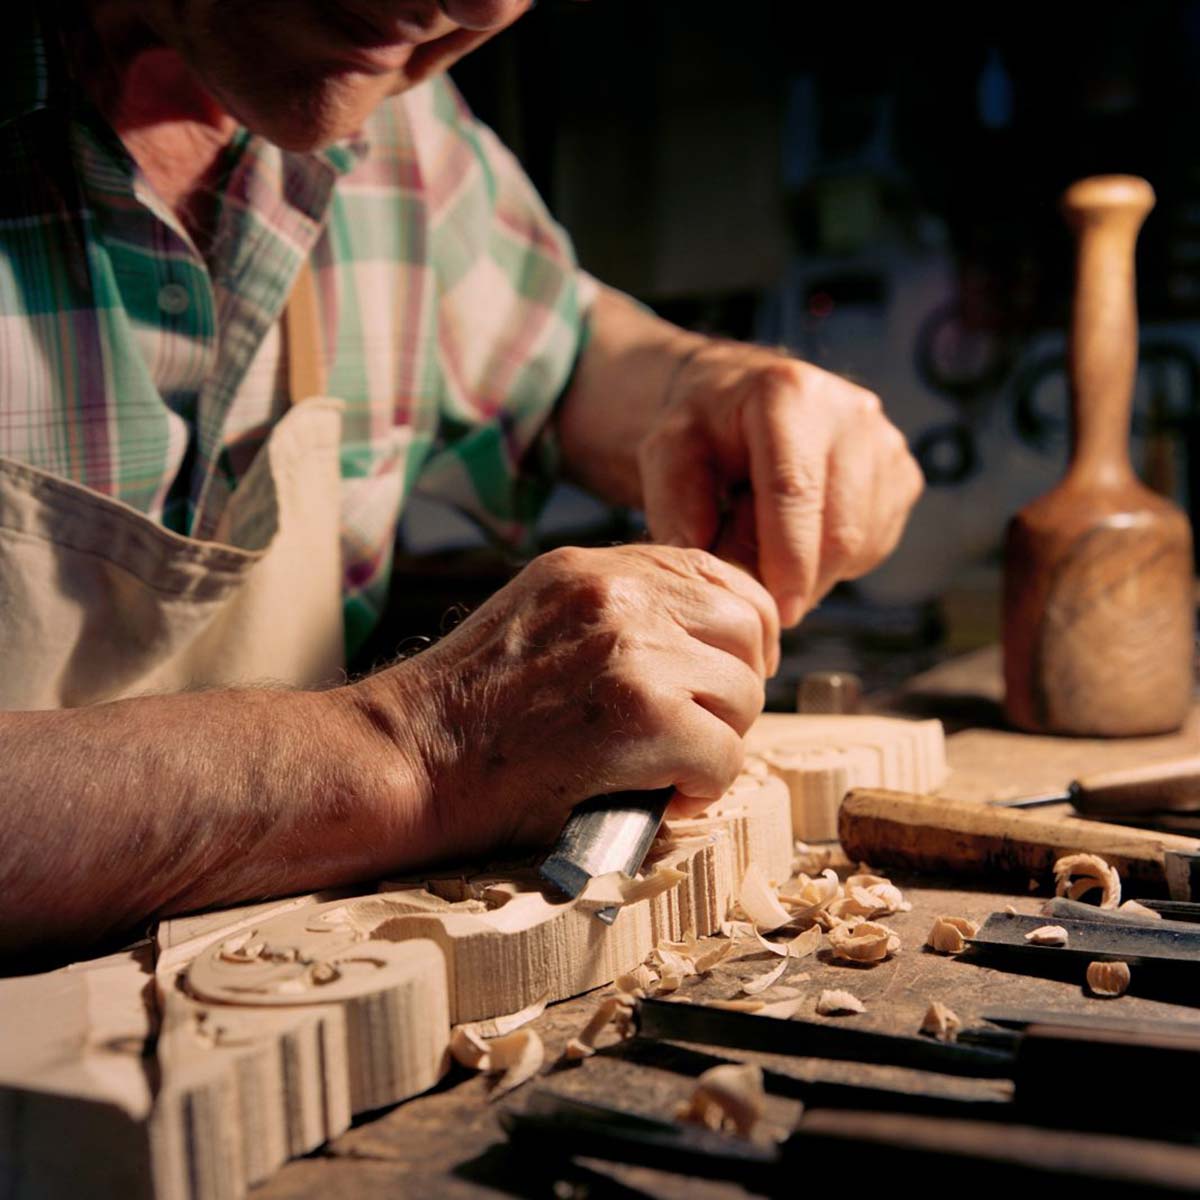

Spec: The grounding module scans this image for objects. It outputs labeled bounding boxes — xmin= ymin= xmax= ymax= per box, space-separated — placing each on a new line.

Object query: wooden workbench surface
xmin=245 ymin=648 xmax=1200 ymax=1198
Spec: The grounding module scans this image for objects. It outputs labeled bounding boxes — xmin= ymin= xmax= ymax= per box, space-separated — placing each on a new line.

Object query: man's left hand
xmin=637 ymin=338 xmax=924 ymax=627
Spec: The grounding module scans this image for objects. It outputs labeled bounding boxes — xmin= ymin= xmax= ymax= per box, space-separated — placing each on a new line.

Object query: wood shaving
xmin=741 ymin=958 xmax=789 ymax=996
xmin=615 ymin=964 xmax=659 ymax=996
xmin=827 ymin=887 xmax=887 ymax=920
xmin=692 ymin=940 xmax=737 ymax=973
xmin=449 ymin=1024 xmax=491 ymax=1070
xmin=619 ymin=865 xmax=688 ymax=905
xmin=649 ymin=948 xmax=691 ymax=993
xmin=926 ymin=915 xmax=978 ymax=955
xmin=1004 ymin=904 xmax=1018 ymax=915
xmin=846 ymin=875 xmax=912 ymax=914
xmin=828 ymin=920 xmax=899 ymax=963
xmin=563 ymin=994 xmax=636 ymax=1059
xmin=706 ymin=998 xmax=765 ymax=1012
xmin=758 ymin=996 xmax=806 ymax=1019
xmin=1025 ymin=924 xmax=1069 ymax=946
xmin=450 ymin=1024 xmax=545 ymax=1097
xmin=1118 ymin=899 xmax=1161 ymax=920
xmin=474 ymin=995 xmax=548 ymax=1038
xmin=1087 ymin=960 xmax=1131 ymax=997
xmin=676 ymin=1063 xmax=765 ymax=1140
xmin=738 ymin=862 xmax=794 ymax=932
xmin=919 ymin=1001 xmax=961 ymax=1042
xmin=487 ymin=1029 xmax=545 ymax=1099
xmin=753 ymin=926 xmax=821 ymax=959
xmin=816 ymin=989 xmax=865 ymax=1015
xmin=778 ymin=868 xmax=841 ymax=916
xmin=1053 ymin=853 xmax=1121 ymax=909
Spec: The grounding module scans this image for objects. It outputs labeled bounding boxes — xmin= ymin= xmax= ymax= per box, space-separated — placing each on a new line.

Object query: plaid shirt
xmin=0 ymin=14 xmax=593 ymax=657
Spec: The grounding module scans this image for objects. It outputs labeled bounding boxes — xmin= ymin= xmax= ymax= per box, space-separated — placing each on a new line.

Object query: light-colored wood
xmin=1003 ymin=175 xmax=1195 ymax=736
xmin=746 ymin=713 xmax=947 ymax=840
xmin=839 ymin=787 xmax=1200 ymax=893
xmin=0 ymin=768 xmax=792 ymax=1200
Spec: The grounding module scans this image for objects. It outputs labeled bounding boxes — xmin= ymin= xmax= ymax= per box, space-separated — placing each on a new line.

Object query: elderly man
xmin=0 ymin=1 xmax=922 ymax=954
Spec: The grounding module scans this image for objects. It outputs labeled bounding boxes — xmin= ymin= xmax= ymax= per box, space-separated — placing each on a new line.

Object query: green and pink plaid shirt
xmin=0 ymin=14 xmax=593 ymax=656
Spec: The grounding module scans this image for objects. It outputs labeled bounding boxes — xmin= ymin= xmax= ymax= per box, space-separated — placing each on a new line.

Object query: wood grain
xmin=1003 ymin=175 xmax=1195 ymax=736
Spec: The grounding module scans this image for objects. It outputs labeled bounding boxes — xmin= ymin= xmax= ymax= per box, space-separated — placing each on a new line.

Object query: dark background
xmin=376 ymin=1 xmax=1200 ymax=701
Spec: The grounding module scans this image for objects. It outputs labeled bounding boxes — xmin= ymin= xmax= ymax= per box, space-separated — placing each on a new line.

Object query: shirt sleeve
xmin=410 ymin=74 xmax=595 ymax=552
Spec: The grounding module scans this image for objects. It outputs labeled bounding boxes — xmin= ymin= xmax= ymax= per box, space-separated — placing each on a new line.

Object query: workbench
xmin=249 ymin=646 xmax=1200 ymax=1200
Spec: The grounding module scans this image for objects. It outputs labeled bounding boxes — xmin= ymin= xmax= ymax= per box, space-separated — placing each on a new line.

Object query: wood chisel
xmin=993 ymin=754 xmax=1200 ymax=815
xmin=503 ymin=1089 xmax=1200 ymax=1195
xmin=539 ymin=787 xmax=674 ymax=923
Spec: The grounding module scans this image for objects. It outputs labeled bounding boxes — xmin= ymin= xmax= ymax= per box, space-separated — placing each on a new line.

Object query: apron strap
xmin=284 ymin=258 xmax=327 ymax=404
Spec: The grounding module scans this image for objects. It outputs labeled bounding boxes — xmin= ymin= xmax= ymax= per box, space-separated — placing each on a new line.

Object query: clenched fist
xmin=359 ymin=544 xmax=779 ymax=861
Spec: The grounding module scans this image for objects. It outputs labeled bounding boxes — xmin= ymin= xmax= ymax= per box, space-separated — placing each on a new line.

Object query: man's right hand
xmin=356 ymin=544 xmax=780 ymax=863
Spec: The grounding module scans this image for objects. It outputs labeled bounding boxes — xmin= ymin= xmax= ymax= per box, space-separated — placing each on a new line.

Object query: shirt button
xmin=157 ymin=282 xmax=191 ymax=316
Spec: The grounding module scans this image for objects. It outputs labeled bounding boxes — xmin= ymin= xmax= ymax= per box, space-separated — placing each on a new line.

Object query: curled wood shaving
xmin=615 ymin=964 xmax=660 ymax=996
xmin=1025 ymin=924 xmax=1069 ymax=947
xmin=619 ymin=865 xmax=688 ymax=905
xmin=754 ymin=925 xmax=822 ymax=960
xmin=926 ymin=915 xmax=978 ymax=955
xmin=827 ymin=887 xmax=886 ymax=920
xmin=1087 ymin=960 xmax=1131 ymax=997
xmin=1053 ymin=853 xmax=1121 ymax=910
xmin=828 ymin=920 xmax=899 ymax=963
xmin=816 ymin=989 xmax=865 ymax=1015
xmin=449 ymin=1024 xmax=492 ymax=1070
xmin=690 ymin=939 xmax=737 ymax=974
xmin=677 ymin=1063 xmax=765 ymax=1140
xmin=648 ymin=948 xmax=692 ymax=993
xmin=778 ymin=869 xmax=841 ymax=917
xmin=919 ymin=1001 xmax=962 ymax=1042
xmin=563 ymin=994 xmax=636 ymax=1059
xmin=738 ymin=862 xmax=794 ymax=932
xmin=488 ymin=1029 xmax=545 ymax=1099
xmin=450 ymin=1024 xmax=545 ymax=1097
xmin=741 ymin=958 xmax=789 ymax=996
xmin=1118 ymin=899 xmax=1161 ymax=920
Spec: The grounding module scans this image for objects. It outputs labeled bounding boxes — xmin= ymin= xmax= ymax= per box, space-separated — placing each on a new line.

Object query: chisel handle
xmin=1070 ymin=755 xmax=1200 ymax=815
xmin=838 ymin=788 xmax=1200 ymax=894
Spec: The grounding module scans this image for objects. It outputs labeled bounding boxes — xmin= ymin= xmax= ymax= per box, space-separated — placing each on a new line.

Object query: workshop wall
xmin=383 ymin=0 xmax=1200 ymax=691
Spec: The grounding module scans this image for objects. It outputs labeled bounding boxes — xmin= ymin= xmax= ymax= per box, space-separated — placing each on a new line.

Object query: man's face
xmin=142 ymin=0 xmax=532 ymax=151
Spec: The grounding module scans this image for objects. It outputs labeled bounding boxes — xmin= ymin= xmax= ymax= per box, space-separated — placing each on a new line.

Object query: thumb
xmin=639 ymin=426 xmax=721 ymax=549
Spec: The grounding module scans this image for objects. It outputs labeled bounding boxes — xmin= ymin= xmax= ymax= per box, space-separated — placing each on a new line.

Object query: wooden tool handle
xmin=1062 ymin=175 xmax=1155 ymax=487
xmin=1073 ymin=755 xmax=1200 ymax=814
xmin=838 ymin=788 xmax=1200 ymax=893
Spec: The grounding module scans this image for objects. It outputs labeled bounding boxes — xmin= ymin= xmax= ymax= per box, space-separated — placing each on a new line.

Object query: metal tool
xmin=1041 ymin=895 xmax=1200 ymax=929
xmin=967 ymin=911 xmax=1200 ymax=972
xmin=992 ymin=756 xmax=1200 ymax=815
xmin=539 ymin=787 xmax=673 ymax=923
xmin=503 ymin=1089 xmax=1200 ymax=1194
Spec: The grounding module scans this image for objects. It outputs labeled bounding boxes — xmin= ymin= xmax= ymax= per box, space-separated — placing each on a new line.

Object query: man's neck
xmin=77 ymin=3 xmax=239 ymax=243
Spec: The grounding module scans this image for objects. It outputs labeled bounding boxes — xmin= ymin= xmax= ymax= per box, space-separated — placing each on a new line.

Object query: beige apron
xmin=0 ymin=261 xmax=347 ymax=710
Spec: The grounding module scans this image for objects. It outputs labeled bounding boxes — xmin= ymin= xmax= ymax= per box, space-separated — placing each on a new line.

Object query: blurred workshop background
xmin=379 ymin=0 xmax=1200 ymax=706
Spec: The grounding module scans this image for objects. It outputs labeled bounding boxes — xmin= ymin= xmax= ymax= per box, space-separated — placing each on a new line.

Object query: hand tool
xmin=1040 ymin=895 xmax=1200 ymax=929
xmin=539 ymin=787 xmax=674 ymax=922
xmin=635 ymin=997 xmax=1200 ymax=1130
xmin=1003 ymin=175 xmax=1194 ymax=737
xmin=503 ymin=1090 xmax=1200 ymax=1195
xmin=838 ymin=787 xmax=1200 ymax=897
xmin=995 ymin=756 xmax=1200 ymax=816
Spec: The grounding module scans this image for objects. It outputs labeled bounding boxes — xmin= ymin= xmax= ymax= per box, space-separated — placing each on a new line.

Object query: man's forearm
xmin=556 ymin=284 xmax=704 ymax=507
xmin=0 ymin=684 xmax=429 ymax=955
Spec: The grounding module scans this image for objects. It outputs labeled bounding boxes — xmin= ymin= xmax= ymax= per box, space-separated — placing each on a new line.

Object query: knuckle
xmin=826 ymin=522 xmax=867 ymax=563
xmin=768 ymin=463 xmax=823 ymax=507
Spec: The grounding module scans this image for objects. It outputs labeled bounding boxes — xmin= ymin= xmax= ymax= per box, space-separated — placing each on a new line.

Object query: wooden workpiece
xmin=4 ymin=692 xmax=1198 ymax=1198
